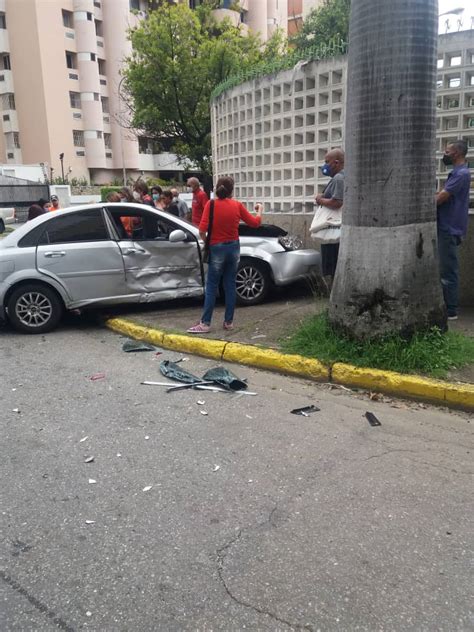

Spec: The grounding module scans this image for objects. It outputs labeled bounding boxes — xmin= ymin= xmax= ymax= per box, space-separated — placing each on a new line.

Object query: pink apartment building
xmin=0 ymin=0 xmax=288 ymax=185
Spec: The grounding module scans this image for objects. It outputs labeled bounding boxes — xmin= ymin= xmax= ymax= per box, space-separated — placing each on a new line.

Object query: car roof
xmin=0 ymin=202 xmax=199 ymax=248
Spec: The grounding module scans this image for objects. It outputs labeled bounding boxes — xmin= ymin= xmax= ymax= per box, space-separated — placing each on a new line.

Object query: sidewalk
xmin=107 ymin=284 xmax=474 ymax=385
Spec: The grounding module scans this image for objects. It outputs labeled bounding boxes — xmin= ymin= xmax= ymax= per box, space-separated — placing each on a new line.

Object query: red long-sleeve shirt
xmin=199 ymin=199 xmax=261 ymax=245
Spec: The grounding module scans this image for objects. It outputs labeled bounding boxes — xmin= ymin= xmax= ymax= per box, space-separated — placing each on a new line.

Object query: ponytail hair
xmin=215 ymin=176 xmax=234 ymax=200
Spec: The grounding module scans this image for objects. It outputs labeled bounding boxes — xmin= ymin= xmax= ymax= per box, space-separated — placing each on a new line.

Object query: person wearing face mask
xmin=314 ymin=148 xmax=345 ymax=292
xmin=151 ymin=185 xmax=163 ymax=208
xmin=133 ymin=180 xmax=155 ymax=207
xmin=187 ymin=177 xmax=208 ymax=226
xmin=436 ymin=140 xmax=471 ymax=321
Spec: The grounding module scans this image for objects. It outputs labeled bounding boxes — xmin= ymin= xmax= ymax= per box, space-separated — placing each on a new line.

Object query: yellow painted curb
xmin=332 ymin=363 xmax=474 ymax=409
xmin=223 ymin=342 xmax=329 ymax=381
xmin=105 ymin=318 xmax=474 ymax=410
xmin=162 ymin=333 xmax=226 ymax=360
xmin=106 ymin=318 xmax=164 ymax=346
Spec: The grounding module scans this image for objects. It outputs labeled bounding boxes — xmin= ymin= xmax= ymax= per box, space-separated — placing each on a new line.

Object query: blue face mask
xmin=321 ymin=163 xmax=332 ymax=177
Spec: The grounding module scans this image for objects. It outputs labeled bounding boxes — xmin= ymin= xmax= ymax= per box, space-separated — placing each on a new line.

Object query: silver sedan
xmin=0 ymin=203 xmax=320 ymax=333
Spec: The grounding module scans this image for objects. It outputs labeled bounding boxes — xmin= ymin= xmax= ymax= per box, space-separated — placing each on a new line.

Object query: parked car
xmin=0 ymin=203 xmax=320 ymax=334
xmin=0 ymin=207 xmax=15 ymax=233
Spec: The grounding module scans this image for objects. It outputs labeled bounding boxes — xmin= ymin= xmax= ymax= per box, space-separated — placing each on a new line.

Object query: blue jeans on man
xmin=201 ymin=240 xmax=240 ymax=325
xmin=438 ymin=228 xmax=462 ymax=317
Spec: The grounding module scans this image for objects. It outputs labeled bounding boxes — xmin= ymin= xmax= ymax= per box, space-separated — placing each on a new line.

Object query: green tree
xmin=124 ymin=1 xmax=273 ymax=176
xmin=291 ymin=0 xmax=350 ymax=50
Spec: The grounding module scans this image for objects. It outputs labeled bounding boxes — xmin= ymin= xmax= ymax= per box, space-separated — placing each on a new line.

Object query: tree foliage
xmin=291 ymin=0 xmax=350 ymax=51
xmin=124 ymin=2 xmax=282 ymax=175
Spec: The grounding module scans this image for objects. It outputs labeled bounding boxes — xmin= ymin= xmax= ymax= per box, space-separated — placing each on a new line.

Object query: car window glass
xmin=38 ymin=209 xmax=108 ymax=245
xmin=109 ymin=207 xmax=181 ymax=242
xmin=18 ymin=223 xmax=48 ymax=248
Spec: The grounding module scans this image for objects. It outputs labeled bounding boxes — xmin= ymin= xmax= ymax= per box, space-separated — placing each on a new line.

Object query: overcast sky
xmin=438 ymin=0 xmax=474 ymax=32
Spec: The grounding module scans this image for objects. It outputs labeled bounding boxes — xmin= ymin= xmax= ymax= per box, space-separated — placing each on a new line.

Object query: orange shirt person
xmin=49 ymin=195 xmax=61 ymax=211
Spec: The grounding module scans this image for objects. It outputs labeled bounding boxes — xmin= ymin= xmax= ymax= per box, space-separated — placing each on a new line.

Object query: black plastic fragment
xmin=291 ymin=405 xmax=321 ymax=416
xmin=122 ymin=339 xmax=155 ymax=353
xmin=202 ymin=367 xmax=248 ymax=391
xmin=365 ymin=412 xmax=382 ymax=426
xmin=160 ymin=360 xmax=202 ymax=384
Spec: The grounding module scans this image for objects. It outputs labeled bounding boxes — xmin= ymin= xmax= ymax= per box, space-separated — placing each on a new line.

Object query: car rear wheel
xmin=236 ymin=259 xmax=271 ymax=306
xmin=0 ymin=218 xmax=5 ymax=234
xmin=7 ymin=284 xmax=63 ymax=334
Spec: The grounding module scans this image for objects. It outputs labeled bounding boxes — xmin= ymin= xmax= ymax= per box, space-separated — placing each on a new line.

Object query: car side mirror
xmin=169 ymin=229 xmax=187 ymax=243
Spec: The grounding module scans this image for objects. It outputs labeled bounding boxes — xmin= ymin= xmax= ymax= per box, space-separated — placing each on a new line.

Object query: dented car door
xmin=106 ymin=206 xmax=204 ymax=302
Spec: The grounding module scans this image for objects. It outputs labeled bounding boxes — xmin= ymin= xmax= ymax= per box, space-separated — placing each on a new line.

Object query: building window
xmin=2 ymin=93 xmax=15 ymax=110
xmin=448 ymin=76 xmax=461 ymax=88
xmin=97 ymin=131 xmax=103 ymax=139
xmin=13 ymin=132 xmax=20 ymax=148
xmin=0 ymin=13 xmax=7 ymax=29
xmin=94 ymin=92 xmax=100 ymax=101
xmin=62 ymin=10 xmax=73 ymax=28
xmin=95 ymin=19 xmax=103 ymax=37
xmin=129 ymin=0 xmax=140 ymax=10
xmin=98 ymin=58 xmax=106 ymax=75
xmin=69 ymin=91 xmax=81 ymax=109
xmin=447 ymin=97 xmax=459 ymax=108
xmin=437 ymin=58 xmax=444 ymax=69
xmin=73 ymin=129 xmax=85 ymax=147
xmin=2 ymin=55 xmax=10 ymax=70
xmin=449 ymin=55 xmax=462 ymax=67
xmin=104 ymin=133 xmax=112 ymax=149
xmin=87 ymin=12 xmax=93 ymax=21
xmin=101 ymin=96 xmax=109 ymax=113
xmin=66 ymin=51 xmax=77 ymax=69
xmin=90 ymin=53 xmax=96 ymax=62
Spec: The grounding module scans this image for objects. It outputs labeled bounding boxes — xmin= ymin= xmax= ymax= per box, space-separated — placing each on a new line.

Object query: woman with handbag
xmin=187 ymin=176 xmax=263 ymax=334
xmin=310 ymin=149 xmax=345 ymax=292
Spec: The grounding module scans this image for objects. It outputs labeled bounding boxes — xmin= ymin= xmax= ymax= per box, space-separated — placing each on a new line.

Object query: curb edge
xmin=105 ymin=317 xmax=474 ymax=411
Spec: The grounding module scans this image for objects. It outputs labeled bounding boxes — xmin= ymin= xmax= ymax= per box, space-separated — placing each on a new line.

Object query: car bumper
xmin=271 ymin=249 xmax=321 ymax=286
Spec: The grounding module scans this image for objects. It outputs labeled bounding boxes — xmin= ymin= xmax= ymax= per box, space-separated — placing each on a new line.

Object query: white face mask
xmin=133 ymin=191 xmax=141 ymax=201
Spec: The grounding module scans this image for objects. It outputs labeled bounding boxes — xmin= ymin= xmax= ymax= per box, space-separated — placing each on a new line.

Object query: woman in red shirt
xmin=187 ymin=176 xmax=263 ymax=333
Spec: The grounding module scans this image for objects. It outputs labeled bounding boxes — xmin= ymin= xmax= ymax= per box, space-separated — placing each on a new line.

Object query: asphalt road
xmin=0 ymin=322 xmax=473 ymax=631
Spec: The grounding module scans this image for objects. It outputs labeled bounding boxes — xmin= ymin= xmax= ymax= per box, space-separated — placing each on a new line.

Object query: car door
xmin=106 ymin=205 xmax=204 ymax=301
xmin=36 ymin=208 xmax=127 ymax=304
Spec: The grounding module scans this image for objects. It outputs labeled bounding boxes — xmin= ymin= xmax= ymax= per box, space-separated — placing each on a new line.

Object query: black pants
xmin=320 ymin=243 xmax=340 ymax=277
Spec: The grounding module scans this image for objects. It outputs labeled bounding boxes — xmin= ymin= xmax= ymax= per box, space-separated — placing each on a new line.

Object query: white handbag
xmin=310 ymin=205 xmax=342 ymax=244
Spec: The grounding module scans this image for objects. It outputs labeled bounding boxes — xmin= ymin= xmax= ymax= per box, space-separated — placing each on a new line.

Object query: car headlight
xmin=278 ymin=235 xmax=303 ymax=251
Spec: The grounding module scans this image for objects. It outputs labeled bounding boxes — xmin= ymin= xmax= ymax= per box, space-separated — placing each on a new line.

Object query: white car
xmin=0 ymin=203 xmax=320 ymax=333
xmin=0 ymin=207 xmax=15 ymax=233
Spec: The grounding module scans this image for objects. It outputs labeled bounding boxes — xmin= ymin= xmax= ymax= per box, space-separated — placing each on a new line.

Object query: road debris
xmin=197 ymin=400 xmax=206 ymax=406
xmin=365 ymin=412 xmax=382 ymax=427
xmin=117 ymin=453 xmax=122 ymax=457
xmin=88 ymin=479 xmax=97 ymax=484
xmin=12 ymin=408 xmax=20 ymax=413
xmin=122 ymin=339 xmax=155 ymax=353
xmin=79 ymin=436 xmax=88 ymax=443
xmin=251 ymin=334 xmax=267 ymax=340
xmin=213 ymin=465 xmax=220 ymax=472
xmin=291 ymin=405 xmax=321 ymax=416
xmin=85 ymin=520 xmax=95 ymax=525
xmin=142 ymin=485 xmax=152 ymax=492
xmin=90 ymin=373 xmax=105 ymax=381
xmin=202 ymin=367 xmax=247 ymax=391
xmin=245 ymin=414 xmax=253 ymax=419
xmin=86 ymin=612 xmax=92 ymax=618
xmin=160 ymin=360 xmax=202 ymax=384
xmin=84 ymin=456 xmax=95 ymax=463
xmin=145 ymin=435 xmax=150 ymax=440
xmin=200 ymin=410 xmax=208 ymax=416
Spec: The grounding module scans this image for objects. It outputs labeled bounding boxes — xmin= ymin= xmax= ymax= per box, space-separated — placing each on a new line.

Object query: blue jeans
xmin=201 ymin=240 xmax=240 ymax=325
xmin=438 ymin=228 xmax=461 ymax=316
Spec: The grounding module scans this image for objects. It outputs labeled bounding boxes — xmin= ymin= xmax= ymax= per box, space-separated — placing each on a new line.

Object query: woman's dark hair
xmin=119 ymin=187 xmax=134 ymax=202
xmin=215 ymin=176 xmax=234 ymax=200
xmin=27 ymin=204 xmax=46 ymax=221
xmin=134 ymin=180 xmax=149 ymax=195
xmin=151 ymin=185 xmax=162 ymax=195
xmin=162 ymin=190 xmax=173 ymax=201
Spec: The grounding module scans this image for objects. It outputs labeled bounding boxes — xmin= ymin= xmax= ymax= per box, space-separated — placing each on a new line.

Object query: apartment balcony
xmin=138 ymin=152 xmax=186 ymax=173
xmin=0 ymin=70 xmax=14 ymax=94
xmin=212 ymin=8 xmax=241 ymax=27
xmin=0 ymin=28 xmax=9 ymax=54
xmin=1 ymin=109 xmax=18 ymax=133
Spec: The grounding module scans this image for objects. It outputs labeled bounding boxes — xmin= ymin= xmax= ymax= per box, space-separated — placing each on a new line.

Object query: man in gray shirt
xmin=171 ymin=188 xmax=190 ymax=219
xmin=314 ymin=148 xmax=345 ymax=290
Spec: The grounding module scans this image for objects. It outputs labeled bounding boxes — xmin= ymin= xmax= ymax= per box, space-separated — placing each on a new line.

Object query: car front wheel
xmin=7 ymin=284 xmax=63 ymax=334
xmin=235 ymin=259 xmax=271 ymax=306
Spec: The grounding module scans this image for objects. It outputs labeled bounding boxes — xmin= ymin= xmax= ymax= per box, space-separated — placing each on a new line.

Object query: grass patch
xmin=0 ymin=226 xmax=14 ymax=239
xmin=282 ymin=312 xmax=474 ymax=378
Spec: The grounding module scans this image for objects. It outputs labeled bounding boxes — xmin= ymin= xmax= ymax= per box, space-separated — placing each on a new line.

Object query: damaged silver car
xmin=0 ymin=203 xmax=320 ymax=333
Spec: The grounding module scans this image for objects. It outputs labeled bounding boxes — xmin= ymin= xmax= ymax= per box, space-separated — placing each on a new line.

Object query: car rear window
xmin=38 ymin=209 xmax=109 ymax=244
